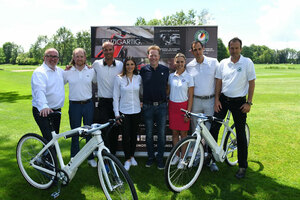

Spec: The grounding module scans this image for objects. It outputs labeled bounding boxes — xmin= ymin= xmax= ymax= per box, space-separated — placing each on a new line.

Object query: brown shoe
xmin=235 ymin=168 xmax=246 ymax=179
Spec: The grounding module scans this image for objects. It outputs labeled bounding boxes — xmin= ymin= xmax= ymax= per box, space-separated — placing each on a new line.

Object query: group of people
xmin=31 ymin=37 xmax=255 ymax=179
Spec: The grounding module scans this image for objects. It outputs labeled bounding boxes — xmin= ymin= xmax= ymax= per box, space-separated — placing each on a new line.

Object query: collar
xmin=174 ymin=70 xmax=187 ymax=77
xmin=103 ymin=59 xmax=116 ymax=66
xmin=195 ymin=55 xmax=208 ymax=65
xmin=43 ymin=62 xmax=57 ymax=71
xmin=230 ymin=55 xmax=244 ymax=64
xmin=71 ymin=65 xmax=88 ymax=71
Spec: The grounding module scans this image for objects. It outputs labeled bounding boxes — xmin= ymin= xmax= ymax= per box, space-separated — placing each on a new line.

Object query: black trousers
xmin=97 ymin=98 xmax=119 ymax=155
xmin=32 ymin=107 xmax=61 ymax=142
xmin=121 ymin=113 xmax=140 ymax=160
xmin=209 ymin=94 xmax=248 ymax=168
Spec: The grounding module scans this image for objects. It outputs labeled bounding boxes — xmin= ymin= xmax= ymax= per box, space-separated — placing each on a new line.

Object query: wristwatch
xmin=246 ymin=101 xmax=253 ymax=106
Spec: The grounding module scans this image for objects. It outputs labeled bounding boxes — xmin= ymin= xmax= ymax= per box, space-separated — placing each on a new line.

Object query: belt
xmin=194 ymin=94 xmax=215 ymax=99
xmin=98 ymin=97 xmax=113 ymax=102
xmin=69 ymin=99 xmax=92 ymax=104
xmin=221 ymin=94 xmax=245 ymax=101
xmin=143 ymin=100 xmax=166 ymax=106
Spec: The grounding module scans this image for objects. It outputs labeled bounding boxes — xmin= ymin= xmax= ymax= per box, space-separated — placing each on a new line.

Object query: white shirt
xmin=113 ymin=74 xmax=142 ymax=116
xmin=31 ymin=62 xmax=65 ymax=111
xmin=92 ymin=59 xmax=123 ymax=98
xmin=168 ymin=70 xmax=194 ymax=102
xmin=63 ymin=65 xmax=96 ymax=101
xmin=216 ymin=55 xmax=256 ymax=97
xmin=186 ymin=56 xmax=219 ymax=96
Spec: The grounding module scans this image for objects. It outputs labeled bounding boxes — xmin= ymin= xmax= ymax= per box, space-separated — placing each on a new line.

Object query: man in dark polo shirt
xmin=140 ymin=45 xmax=169 ymax=170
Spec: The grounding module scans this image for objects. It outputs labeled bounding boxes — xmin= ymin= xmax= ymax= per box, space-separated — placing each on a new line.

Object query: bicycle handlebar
xmin=65 ymin=115 xmax=125 ymax=139
xmin=180 ymin=109 xmax=223 ymax=123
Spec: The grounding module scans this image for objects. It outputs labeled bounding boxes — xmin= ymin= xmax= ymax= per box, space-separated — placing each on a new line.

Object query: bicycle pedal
xmin=51 ymin=191 xmax=60 ymax=199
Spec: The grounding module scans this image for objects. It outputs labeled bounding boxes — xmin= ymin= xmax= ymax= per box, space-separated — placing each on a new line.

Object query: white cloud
xmin=154 ymin=9 xmax=163 ymax=20
xmin=257 ymin=0 xmax=300 ymax=50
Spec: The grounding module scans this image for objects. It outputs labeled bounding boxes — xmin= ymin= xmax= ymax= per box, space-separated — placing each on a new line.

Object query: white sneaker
xmin=177 ymin=159 xmax=184 ymax=169
xmin=130 ymin=157 xmax=138 ymax=166
xmin=171 ymin=155 xmax=180 ymax=165
xmin=88 ymin=159 xmax=97 ymax=168
xmin=124 ymin=160 xmax=131 ymax=171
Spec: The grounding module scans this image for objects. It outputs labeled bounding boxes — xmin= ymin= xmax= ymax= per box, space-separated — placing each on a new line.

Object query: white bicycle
xmin=164 ymin=109 xmax=250 ymax=193
xmin=16 ymin=112 xmax=138 ymax=200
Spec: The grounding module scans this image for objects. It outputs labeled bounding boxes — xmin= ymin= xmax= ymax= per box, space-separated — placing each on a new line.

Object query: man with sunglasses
xmin=31 ymin=48 xmax=65 ymax=142
xmin=186 ymin=41 xmax=220 ymax=171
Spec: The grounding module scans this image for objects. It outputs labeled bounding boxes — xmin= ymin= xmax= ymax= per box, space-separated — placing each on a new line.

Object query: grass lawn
xmin=0 ymin=64 xmax=299 ymax=200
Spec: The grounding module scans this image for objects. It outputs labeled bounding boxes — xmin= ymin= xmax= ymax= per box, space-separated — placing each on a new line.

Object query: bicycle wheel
xmin=164 ymin=136 xmax=204 ymax=193
xmin=16 ymin=133 xmax=57 ymax=189
xmin=98 ymin=150 xmax=138 ymax=200
xmin=224 ymin=123 xmax=250 ymax=166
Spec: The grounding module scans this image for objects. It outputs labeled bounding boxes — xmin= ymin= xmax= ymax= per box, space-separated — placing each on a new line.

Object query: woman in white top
xmin=63 ymin=48 xmax=97 ymax=167
xmin=113 ymin=57 xmax=142 ymax=171
xmin=167 ymin=53 xmax=194 ymax=166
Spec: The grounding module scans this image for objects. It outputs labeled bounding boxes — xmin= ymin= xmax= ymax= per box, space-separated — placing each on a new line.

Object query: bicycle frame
xmin=29 ymin=122 xmax=118 ymax=191
xmin=187 ymin=111 xmax=236 ymax=167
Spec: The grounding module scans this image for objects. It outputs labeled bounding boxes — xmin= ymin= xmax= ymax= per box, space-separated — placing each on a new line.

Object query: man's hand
xmin=214 ymin=99 xmax=222 ymax=113
xmin=240 ymin=103 xmax=251 ymax=113
xmin=40 ymin=108 xmax=53 ymax=117
xmin=115 ymin=116 xmax=122 ymax=125
xmin=65 ymin=65 xmax=72 ymax=71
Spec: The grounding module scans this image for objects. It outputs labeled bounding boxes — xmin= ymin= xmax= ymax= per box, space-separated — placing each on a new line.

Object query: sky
xmin=1 ymin=0 xmax=299 ymax=52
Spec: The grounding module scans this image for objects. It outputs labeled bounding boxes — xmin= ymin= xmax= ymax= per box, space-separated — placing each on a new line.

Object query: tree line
xmin=0 ymin=27 xmax=91 ymax=66
xmin=1 ymin=9 xmax=299 ymax=65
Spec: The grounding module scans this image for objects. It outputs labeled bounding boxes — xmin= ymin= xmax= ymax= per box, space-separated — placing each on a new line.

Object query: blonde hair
xmin=147 ymin=45 xmax=161 ymax=55
xmin=175 ymin=53 xmax=186 ymax=60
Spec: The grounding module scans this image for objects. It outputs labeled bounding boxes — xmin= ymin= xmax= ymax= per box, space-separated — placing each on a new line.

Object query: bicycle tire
xmin=164 ymin=136 xmax=204 ymax=193
xmin=224 ymin=123 xmax=250 ymax=166
xmin=98 ymin=150 xmax=138 ymax=200
xmin=16 ymin=133 xmax=57 ymax=189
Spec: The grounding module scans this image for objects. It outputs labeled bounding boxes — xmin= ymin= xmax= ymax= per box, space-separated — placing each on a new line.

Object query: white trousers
xmin=191 ymin=97 xmax=215 ymax=133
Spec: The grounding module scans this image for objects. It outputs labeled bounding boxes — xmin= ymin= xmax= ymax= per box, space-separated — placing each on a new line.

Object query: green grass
xmin=0 ymin=64 xmax=300 ymax=200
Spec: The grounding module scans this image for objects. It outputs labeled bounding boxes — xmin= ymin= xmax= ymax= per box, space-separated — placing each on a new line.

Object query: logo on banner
xmin=194 ymin=30 xmax=209 ymax=44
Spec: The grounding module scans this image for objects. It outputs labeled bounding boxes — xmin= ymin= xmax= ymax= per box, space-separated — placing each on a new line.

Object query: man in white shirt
xmin=31 ymin=48 xmax=64 ymax=142
xmin=186 ymin=41 xmax=220 ymax=171
xmin=64 ymin=48 xmax=97 ymax=167
xmin=92 ymin=41 xmax=123 ymax=155
xmin=210 ymin=37 xmax=256 ymax=179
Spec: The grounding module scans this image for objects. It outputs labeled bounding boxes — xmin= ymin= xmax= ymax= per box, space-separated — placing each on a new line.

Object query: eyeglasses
xmin=45 ymin=55 xmax=59 ymax=59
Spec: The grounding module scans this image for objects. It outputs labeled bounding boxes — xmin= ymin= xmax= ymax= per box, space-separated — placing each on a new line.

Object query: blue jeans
xmin=143 ymin=102 xmax=167 ymax=162
xmin=69 ymin=100 xmax=94 ymax=160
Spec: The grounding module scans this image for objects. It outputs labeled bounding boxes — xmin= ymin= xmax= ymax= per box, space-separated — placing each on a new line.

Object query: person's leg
xmin=82 ymin=101 xmax=94 ymax=160
xmin=172 ymin=130 xmax=180 ymax=156
xmin=129 ymin=113 xmax=140 ymax=158
xmin=122 ymin=114 xmax=131 ymax=160
xmin=143 ymin=104 xmax=155 ymax=161
xmin=32 ymin=107 xmax=53 ymax=142
xmin=155 ymin=102 xmax=167 ymax=165
xmin=69 ymin=103 xmax=82 ymax=158
xmin=191 ymin=97 xmax=201 ymax=133
xmin=98 ymin=99 xmax=115 ymax=153
xmin=229 ymin=100 xmax=248 ymax=169
xmin=208 ymin=96 xmax=228 ymax=171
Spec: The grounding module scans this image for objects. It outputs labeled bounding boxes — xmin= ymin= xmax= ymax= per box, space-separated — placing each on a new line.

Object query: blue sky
xmin=1 ymin=0 xmax=299 ymax=51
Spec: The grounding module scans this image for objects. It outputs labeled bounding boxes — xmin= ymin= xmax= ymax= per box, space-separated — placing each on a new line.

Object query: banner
xmin=91 ymin=26 xmax=218 ymax=156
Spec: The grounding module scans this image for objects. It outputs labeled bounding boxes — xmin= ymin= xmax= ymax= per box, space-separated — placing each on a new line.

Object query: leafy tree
xmin=296 ymin=51 xmax=300 ymax=64
xmin=51 ymin=26 xmax=75 ymax=65
xmin=2 ymin=42 xmax=23 ymax=64
xmin=217 ymin=38 xmax=229 ymax=61
xmin=0 ymin=48 xmax=5 ymax=64
xmin=135 ymin=9 xmax=211 ymax=26
xmin=29 ymin=35 xmax=49 ymax=64
xmin=75 ymin=30 xmax=91 ymax=62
